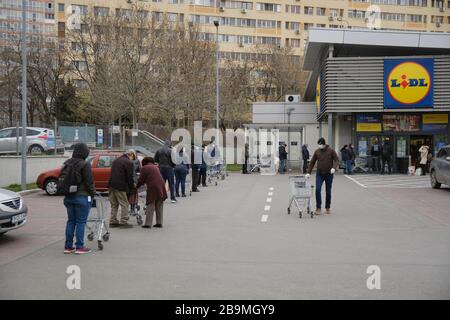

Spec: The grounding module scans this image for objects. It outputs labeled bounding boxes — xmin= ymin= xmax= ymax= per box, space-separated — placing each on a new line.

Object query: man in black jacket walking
xmin=155 ymin=141 xmax=177 ymax=203
xmin=109 ymin=150 xmax=135 ymax=228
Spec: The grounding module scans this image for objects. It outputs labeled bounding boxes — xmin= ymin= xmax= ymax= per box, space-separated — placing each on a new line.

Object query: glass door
xmin=395 ymin=136 xmax=409 ymax=174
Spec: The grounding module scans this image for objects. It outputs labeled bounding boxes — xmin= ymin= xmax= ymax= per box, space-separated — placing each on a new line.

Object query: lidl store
xmin=303 ymin=28 xmax=450 ymax=173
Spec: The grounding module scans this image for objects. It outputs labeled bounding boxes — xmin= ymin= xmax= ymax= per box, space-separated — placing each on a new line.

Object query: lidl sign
xmin=384 ymin=58 xmax=433 ymax=109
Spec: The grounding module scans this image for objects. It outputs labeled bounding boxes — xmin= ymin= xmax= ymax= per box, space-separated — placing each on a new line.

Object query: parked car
xmin=36 ymin=151 xmax=123 ymax=195
xmin=0 ymin=127 xmax=65 ymax=155
xmin=430 ymin=144 xmax=450 ymax=189
xmin=0 ymin=188 xmax=28 ymax=235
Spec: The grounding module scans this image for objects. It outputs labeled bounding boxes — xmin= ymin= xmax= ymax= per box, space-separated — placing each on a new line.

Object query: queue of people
xmin=61 ymin=140 xmax=219 ymax=255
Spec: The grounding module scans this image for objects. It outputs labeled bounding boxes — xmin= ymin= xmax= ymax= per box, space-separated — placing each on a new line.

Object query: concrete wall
xmin=0 ymin=156 xmax=69 ymax=187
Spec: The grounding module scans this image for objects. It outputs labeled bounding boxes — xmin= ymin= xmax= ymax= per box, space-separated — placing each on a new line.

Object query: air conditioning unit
xmin=295 ymin=29 xmax=300 ymax=34
xmin=241 ymin=9 xmax=247 ymax=14
xmin=285 ymin=95 xmax=300 ymax=103
xmin=219 ymin=7 xmax=224 ymax=12
xmin=439 ymin=7 xmax=444 ymax=12
xmin=238 ymin=42 xmax=244 ymax=47
xmin=328 ymin=16 xmax=334 ymax=22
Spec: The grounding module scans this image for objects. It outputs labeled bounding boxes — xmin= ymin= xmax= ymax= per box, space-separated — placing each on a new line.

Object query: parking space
xmin=344 ymin=174 xmax=432 ymax=189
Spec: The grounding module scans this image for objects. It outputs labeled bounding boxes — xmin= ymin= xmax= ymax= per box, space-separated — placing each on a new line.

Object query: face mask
xmin=318 ymin=144 xmax=325 ymax=149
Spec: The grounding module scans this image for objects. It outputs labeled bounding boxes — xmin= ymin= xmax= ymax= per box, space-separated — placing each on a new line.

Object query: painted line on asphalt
xmin=266 ymin=197 xmax=272 ymax=203
xmin=268 ymin=192 xmax=273 ymax=196
xmin=344 ymin=175 xmax=367 ymax=188
xmin=264 ymin=205 xmax=271 ymax=211
xmin=261 ymin=215 xmax=269 ymax=222
xmin=269 ymin=187 xmax=274 ymax=191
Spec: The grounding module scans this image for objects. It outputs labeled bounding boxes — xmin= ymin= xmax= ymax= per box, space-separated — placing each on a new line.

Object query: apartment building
xmin=53 ymin=0 xmax=450 ymax=58
xmin=0 ymin=0 xmax=56 ymax=46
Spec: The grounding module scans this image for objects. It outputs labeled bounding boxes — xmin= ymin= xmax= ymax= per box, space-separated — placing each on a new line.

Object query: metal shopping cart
xmin=207 ymin=160 xmax=226 ymax=186
xmin=287 ymin=175 xmax=314 ymax=219
xmin=86 ymin=193 xmax=110 ymax=250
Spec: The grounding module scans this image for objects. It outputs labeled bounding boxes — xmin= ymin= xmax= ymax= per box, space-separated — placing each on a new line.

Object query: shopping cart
xmin=207 ymin=161 xmax=223 ymax=186
xmin=128 ymin=189 xmax=144 ymax=226
xmin=86 ymin=193 xmax=110 ymax=250
xmin=287 ymin=175 xmax=314 ymax=219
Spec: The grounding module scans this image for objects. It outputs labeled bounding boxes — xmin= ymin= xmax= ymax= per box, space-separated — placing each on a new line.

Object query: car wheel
xmin=44 ymin=178 xmax=59 ymax=195
xmin=430 ymin=170 xmax=441 ymax=189
xmin=28 ymin=144 xmax=44 ymax=155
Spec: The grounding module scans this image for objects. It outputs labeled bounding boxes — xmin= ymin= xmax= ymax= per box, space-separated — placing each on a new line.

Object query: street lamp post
xmin=213 ymin=20 xmax=220 ymax=146
xmin=21 ymin=0 xmax=27 ymax=191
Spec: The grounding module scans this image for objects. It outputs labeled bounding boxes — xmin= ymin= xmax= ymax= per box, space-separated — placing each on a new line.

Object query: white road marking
xmin=345 ymin=174 xmax=430 ymax=189
xmin=264 ymin=205 xmax=271 ymax=211
xmin=268 ymin=192 xmax=273 ymax=196
xmin=266 ymin=198 xmax=272 ymax=203
xmin=344 ymin=175 xmax=367 ymax=188
xmin=261 ymin=215 xmax=269 ymax=222
xmin=269 ymin=187 xmax=274 ymax=191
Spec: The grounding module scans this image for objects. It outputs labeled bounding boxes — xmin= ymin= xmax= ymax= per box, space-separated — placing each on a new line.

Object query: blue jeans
xmin=160 ymin=166 xmax=176 ymax=201
xmin=64 ymin=195 xmax=91 ymax=249
xmin=345 ymin=160 xmax=353 ymax=175
xmin=279 ymin=159 xmax=287 ymax=173
xmin=174 ymin=166 xmax=188 ymax=196
xmin=315 ymin=173 xmax=334 ymax=210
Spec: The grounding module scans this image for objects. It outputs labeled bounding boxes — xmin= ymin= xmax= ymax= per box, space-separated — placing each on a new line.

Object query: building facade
xmin=53 ymin=0 xmax=450 ymax=58
xmin=303 ymin=28 xmax=450 ymax=173
xmin=0 ymin=0 xmax=56 ymax=46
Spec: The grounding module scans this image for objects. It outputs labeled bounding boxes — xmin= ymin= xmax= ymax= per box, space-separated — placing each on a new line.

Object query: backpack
xmin=58 ymin=161 xmax=84 ymax=195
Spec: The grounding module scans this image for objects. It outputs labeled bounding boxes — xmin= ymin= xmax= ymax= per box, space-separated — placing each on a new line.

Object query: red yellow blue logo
xmin=384 ymin=59 xmax=434 ymax=109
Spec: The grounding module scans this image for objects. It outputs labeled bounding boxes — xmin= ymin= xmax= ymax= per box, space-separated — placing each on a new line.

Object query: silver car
xmin=430 ymin=145 xmax=450 ymax=189
xmin=0 ymin=127 xmax=64 ymax=155
xmin=0 ymin=188 xmax=27 ymax=235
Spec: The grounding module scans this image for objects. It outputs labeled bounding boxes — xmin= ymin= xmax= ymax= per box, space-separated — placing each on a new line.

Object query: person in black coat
xmin=108 ymin=150 xmax=135 ymax=228
xmin=302 ymin=144 xmax=310 ymax=174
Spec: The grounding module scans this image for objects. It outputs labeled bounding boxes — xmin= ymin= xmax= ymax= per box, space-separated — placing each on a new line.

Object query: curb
xmin=18 ymin=189 xmax=41 ymax=196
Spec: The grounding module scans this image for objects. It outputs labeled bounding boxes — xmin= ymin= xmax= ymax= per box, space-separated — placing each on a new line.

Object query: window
xmin=256 ymin=3 xmax=281 ymax=12
xmin=437 ymin=148 xmax=448 ymax=158
xmin=304 ymin=6 xmax=314 ymax=15
xmin=71 ymin=4 xmax=88 ymax=15
xmin=316 ymin=7 xmax=326 ymax=16
xmin=94 ymin=7 xmax=109 ymax=17
xmin=58 ymin=3 xmax=65 ymax=12
xmin=0 ymin=129 xmax=13 ymax=139
xmin=97 ymin=156 xmax=116 ymax=168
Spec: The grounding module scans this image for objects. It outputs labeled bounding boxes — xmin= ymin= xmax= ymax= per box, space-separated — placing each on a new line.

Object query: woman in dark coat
xmin=136 ymin=157 xmax=168 ymax=229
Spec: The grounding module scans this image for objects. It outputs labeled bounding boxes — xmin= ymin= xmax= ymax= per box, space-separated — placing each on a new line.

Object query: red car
xmin=36 ymin=152 xmax=123 ymax=195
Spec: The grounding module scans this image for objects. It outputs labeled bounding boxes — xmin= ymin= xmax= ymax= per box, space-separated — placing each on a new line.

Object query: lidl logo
xmin=384 ymin=59 xmax=433 ymax=109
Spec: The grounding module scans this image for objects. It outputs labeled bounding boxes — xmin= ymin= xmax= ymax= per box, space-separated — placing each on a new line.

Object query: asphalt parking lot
xmin=1 ymin=173 xmax=449 ymax=299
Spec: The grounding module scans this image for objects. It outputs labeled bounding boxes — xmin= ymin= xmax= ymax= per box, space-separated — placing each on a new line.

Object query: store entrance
xmin=410 ymin=135 xmax=433 ymax=168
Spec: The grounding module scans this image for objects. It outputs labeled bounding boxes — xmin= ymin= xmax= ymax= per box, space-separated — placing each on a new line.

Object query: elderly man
xmin=108 ymin=149 xmax=135 ymax=228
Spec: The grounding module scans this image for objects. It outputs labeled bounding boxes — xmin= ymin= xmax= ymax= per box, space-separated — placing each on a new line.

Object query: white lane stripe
xmin=354 ymin=177 xmax=429 ymax=183
xmin=261 ymin=215 xmax=269 ymax=222
xmin=266 ymin=197 xmax=272 ymax=203
xmin=264 ymin=205 xmax=271 ymax=211
xmin=344 ymin=175 xmax=367 ymax=188
xmin=269 ymin=187 xmax=274 ymax=191
xmin=268 ymin=192 xmax=273 ymax=196
xmin=365 ymin=179 xmax=430 ymax=185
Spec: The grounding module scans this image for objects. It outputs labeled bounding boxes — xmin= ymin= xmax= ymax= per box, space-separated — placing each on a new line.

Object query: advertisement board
xmin=384 ymin=58 xmax=434 ymax=109
xmin=383 ymin=114 xmax=420 ymax=132
xmin=356 ymin=114 xmax=382 ymax=132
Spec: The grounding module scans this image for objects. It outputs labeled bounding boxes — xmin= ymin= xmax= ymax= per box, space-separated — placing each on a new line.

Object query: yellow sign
xmin=315 ymin=76 xmax=321 ymax=113
xmin=356 ymin=123 xmax=382 ymax=132
xmin=387 ymin=62 xmax=432 ymax=105
xmin=423 ymin=114 xmax=448 ymax=124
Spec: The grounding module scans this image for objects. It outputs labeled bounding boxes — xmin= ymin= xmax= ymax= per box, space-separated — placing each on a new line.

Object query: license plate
xmin=11 ymin=213 xmax=26 ymax=224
